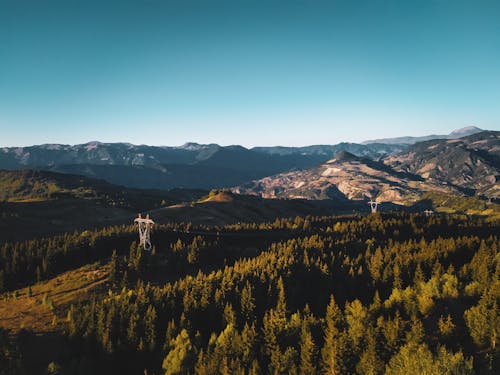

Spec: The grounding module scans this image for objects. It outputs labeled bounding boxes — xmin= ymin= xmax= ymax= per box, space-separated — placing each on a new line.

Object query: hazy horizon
xmin=0 ymin=125 xmax=492 ymax=149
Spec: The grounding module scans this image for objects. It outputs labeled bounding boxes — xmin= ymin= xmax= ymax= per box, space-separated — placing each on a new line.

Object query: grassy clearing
xmin=0 ymin=262 xmax=109 ymax=333
xmin=418 ymin=191 xmax=500 ymax=218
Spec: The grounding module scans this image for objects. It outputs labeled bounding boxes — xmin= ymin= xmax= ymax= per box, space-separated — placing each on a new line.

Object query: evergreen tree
xmin=299 ymin=320 xmax=316 ymax=375
xmin=356 ymin=327 xmax=383 ymax=375
xmin=240 ymin=281 xmax=256 ymax=323
xmin=322 ymin=295 xmax=343 ymax=374
xmin=109 ymin=249 xmax=118 ymax=284
xmin=345 ymin=299 xmax=368 ymax=348
xmin=144 ymin=305 xmax=157 ymax=351
xmin=464 ymin=286 xmax=499 ymax=351
xmin=162 ymin=329 xmax=196 ymax=375
xmin=223 ymin=303 xmax=236 ymax=327
xmin=276 ymin=277 xmax=287 ymax=320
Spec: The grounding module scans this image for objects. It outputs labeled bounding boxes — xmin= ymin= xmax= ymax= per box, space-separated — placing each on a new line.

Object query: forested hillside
xmin=1 ymin=213 xmax=498 ymax=374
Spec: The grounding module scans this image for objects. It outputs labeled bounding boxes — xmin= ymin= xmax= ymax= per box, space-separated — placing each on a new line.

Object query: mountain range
xmin=0 ymin=140 xmax=404 ymax=189
xmin=362 ymin=125 xmax=484 ymax=145
xmin=1 ymin=128 xmax=498 ymax=202
xmin=235 ymin=150 xmax=455 ymax=203
xmin=237 ymin=131 xmax=499 ymax=201
xmin=385 ymin=131 xmax=499 ymax=198
xmin=0 ymin=129 xmax=498 ymax=241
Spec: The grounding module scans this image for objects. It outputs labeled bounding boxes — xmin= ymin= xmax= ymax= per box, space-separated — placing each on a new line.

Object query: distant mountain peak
xmin=178 ymin=142 xmax=220 ymax=151
xmin=363 ymin=126 xmax=485 ymax=145
xmin=449 ymin=126 xmax=483 ymax=137
xmin=39 ymin=144 xmax=66 ymax=150
xmin=83 ymin=141 xmax=103 ymax=151
xmin=331 ymin=150 xmax=359 ymax=162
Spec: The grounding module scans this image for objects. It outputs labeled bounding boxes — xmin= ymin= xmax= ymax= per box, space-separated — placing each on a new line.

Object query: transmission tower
xmin=424 ymin=209 xmax=434 ymax=217
xmin=368 ymin=200 xmax=380 ymax=213
xmin=134 ymin=213 xmax=154 ymax=251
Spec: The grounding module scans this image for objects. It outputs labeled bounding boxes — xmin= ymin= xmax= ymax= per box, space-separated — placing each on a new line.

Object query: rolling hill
xmin=0 ymin=170 xmax=205 ymax=242
xmin=150 ymin=190 xmax=364 ymax=226
xmin=0 ymin=169 xmax=204 ymax=208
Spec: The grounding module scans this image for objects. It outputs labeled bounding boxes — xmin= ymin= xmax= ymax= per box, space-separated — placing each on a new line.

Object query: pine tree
xmin=163 ymin=319 xmax=177 ymax=351
xmin=276 ymin=277 xmax=287 ymax=320
xmin=223 ymin=303 xmax=236 ymax=327
xmin=241 ymin=323 xmax=257 ymax=366
xmin=240 ymin=281 xmax=256 ymax=323
xmin=322 ymin=295 xmax=343 ymax=374
xmin=262 ymin=310 xmax=282 ymax=373
xmin=368 ymin=247 xmax=384 ymax=283
xmin=127 ymin=310 xmax=139 ymax=346
xmin=414 ymin=263 xmax=425 ymax=285
xmin=393 ymin=264 xmax=402 ymax=290
xmin=356 ymin=327 xmax=383 ymax=375
xmin=109 ymin=249 xmax=118 ymax=284
xmin=162 ymin=329 xmax=196 ymax=375
xmin=345 ymin=299 xmax=368 ymax=348
xmin=144 ymin=305 xmax=157 ymax=351
xmin=300 ymin=320 xmax=316 ymax=375
xmin=464 ymin=286 xmax=499 ymax=351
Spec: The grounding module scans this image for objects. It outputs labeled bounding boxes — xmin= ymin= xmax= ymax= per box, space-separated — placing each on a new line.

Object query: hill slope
xmin=235 ymin=151 xmax=457 ymax=204
xmin=0 ymin=169 xmax=204 ymax=208
xmin=0 ymin=170 xmax=205 ymax=241
xmin=151 ymin=190 xmax=363 ymax=226
xmin=385 ymin=131 xmax=499 ymax=198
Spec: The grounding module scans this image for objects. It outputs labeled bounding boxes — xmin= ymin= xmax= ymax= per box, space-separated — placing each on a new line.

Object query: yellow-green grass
xmin=0 ymin=262 xmax=109 ymax=333
xmin=418 ymin=191 xmax=500 ymax=218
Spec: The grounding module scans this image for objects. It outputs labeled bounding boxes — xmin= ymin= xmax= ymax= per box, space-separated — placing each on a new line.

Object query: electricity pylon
xmin=134 ymin=213 xmax=154 ymax=251
xmin=368 ymin=200 xmax=380 ymax=213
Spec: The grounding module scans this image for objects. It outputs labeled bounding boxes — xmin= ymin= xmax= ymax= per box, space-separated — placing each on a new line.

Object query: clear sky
xmin=1 ymin=0 xmax=499 ymax=147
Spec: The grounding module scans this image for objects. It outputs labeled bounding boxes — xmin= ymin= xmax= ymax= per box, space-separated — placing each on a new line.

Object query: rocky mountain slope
xmin=237 ymin=131 xmax=499 ymax=203
xmin=235 ymin=151 xmax=458 ymax=204
xmin=384 ymin=131 xmax=499 ymax=198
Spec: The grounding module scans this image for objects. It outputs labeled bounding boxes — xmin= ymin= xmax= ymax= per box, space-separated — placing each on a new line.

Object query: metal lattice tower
xmin=134 ymin=213 xmax=154 ymax=251
xmin=424 ymin=209 xmax=434 ymax=217
xmin=368 ymin=200 xmax=379 ymax=213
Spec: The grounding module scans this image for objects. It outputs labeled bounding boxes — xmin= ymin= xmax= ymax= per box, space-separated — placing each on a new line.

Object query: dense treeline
xmin=2 ymin=213 xmax=499 ymax=374
xmin=0 ymin=225 xmax=135 ymax=292
xmin=0 ymin=218 xmax=302 ymax=292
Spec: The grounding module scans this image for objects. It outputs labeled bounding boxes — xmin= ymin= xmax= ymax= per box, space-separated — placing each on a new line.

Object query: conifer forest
xmin=1 ymin=213 xmax=498 ymax=374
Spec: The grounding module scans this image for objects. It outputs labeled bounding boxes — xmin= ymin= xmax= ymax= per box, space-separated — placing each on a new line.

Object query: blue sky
xmin=1 ymin=0 xmax=499 ymax=147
